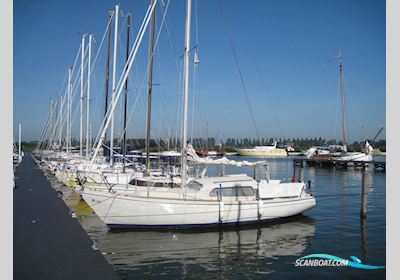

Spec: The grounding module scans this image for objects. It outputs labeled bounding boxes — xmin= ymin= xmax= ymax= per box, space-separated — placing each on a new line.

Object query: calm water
xmin=47 ymin=156 xmax=386 ymax=279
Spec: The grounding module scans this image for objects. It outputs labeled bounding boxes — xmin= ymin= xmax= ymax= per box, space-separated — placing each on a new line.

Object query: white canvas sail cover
xmin=186 ymin=144 xmax=266 ymax=167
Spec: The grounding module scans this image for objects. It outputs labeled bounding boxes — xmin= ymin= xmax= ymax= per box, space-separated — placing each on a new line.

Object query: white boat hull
xmin=81 ymin=188 xmax=316 ymax=228
xmin=335 ymin=152 xmax=372 ymax=162
xmin=237 ymin=148 xmax=287 ymax=157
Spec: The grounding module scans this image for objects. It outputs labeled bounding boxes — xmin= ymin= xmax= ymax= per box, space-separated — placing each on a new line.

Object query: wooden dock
xmin=14 ymin=154 xmax=120 ymax=280
xmin=293 ymin=158 xmax=386 ymax=171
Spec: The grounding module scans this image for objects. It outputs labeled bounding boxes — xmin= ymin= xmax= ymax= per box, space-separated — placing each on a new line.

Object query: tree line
xmin=20 ymin=137 xmax=386 ymax=153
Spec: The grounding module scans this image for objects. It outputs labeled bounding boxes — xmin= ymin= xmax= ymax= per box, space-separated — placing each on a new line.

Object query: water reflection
xmin=42 ymin=156 xmax=385 ymax=279
xmin=90 ymin=216 xmax=315 ymax=273
xmin=47 ymin=170 xmax=316 ymax=275
xmin=360 ymin=170 xmax=372 ymax=263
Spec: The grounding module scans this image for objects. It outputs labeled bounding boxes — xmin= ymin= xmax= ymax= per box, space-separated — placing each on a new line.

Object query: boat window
xmin=187 ymin=181 xmax=203 ymax=190
xmin=209 ymin=186 xmax=255 ymax=197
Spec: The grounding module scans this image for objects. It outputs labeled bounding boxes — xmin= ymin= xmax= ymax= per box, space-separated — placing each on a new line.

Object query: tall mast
xmin=145 ymin=0 xmax=156 ymax=176
xmin=218 ymin=122 xmax=222 ymax=151
xmin=103 ymin=11 xmax=113 ymax=158
xmin=181 ymin=0 xmax=192 ymax=187
xmin=86 ymin=34 xmax=92 ymax=158
xmin=80 ymin=34 xmax=86 ymax=157
xmin=339 ymin=55 xmax=347 ymax=152
xmin=205 ymin=122 xmax=208 ymax=152
xmin=167 ymin=126 xmax=170 ymax=151
xmin=49 ymin=97 xmax=54 ymax=149
xmin=51 ymin=96 xmax=59 ymax=149
xmin=18 ymin=123 xmax=22 ymax=163
xmin=59 ymin=94 xmax=63 ymax=150
xmin=67 ymin=66 xmax=72 ymax=153
xmin=110 ymin=4 xmax=119 ymax=166
xmin=89 ymin=1 xmax=158 ymax=167
xmin=123 ymin=14 xmax=131 ymax=173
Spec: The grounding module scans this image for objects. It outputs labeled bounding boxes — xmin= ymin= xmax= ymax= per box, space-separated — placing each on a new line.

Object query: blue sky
xmin=13 ymin=0 xmax=385 ymax=142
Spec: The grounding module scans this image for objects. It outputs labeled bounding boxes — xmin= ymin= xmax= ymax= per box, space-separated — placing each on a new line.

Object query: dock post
xmin=360 ymin=215 xmax=368 ymax=261
xmin=292 ymin=161 xmax=296 ymax=182
xmin=360 ymin=171 xmax=368 ymax=217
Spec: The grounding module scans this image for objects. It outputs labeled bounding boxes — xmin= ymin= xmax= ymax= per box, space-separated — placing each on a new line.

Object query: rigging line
xmin=172 ymin=57 xmax=184 ymax=150
xmin=342 ymin=73 xmax=363 ymax=141
xmin=91 ymin=70 xmax=100 ymax=133
xmin=70 ymin=44 xmax=82 ymax=80
xmin=217 ymin=0 xmax=261 ymax=141
xmin=57 ymin=69 xmax=69 ymax=101
xmin=116 ymin=0 xmax=171 ymax=144
xmin=80 ymin=27 xmax=112 ymax=141
xmin=44 ymin=70 xmax=69 ymax=148
xmin=61 ymin=83 xmax=74 ymax=140
xmin=175 ymin=93 xmax=181 ymax=150
xmin=195 ymin=0 xmax=199 ymax=47
xmin=190 ymin=59 xmax=196 ymax=143
xmin=128 ymin=12 xmax=150 ymax=90
xmin=158 ymin=1 xmax=182 ymax=79
xmin=112 ymin=4 xmax=155 ymax=97
xmin=70 ymin=99 xmax=81 ymax=140
xmin=155 ymin=85 xmax=175 ymax=136
xmin=87 ymin=13 xmax=114 ymax=96
xmin=37 ymin=108 xmax=52 ymax=149
xmin=151 ymin=30 xmax=175 ymax=137
xmin=116 ymin=16 xmax=129 ymax=141
xmin=69 ymin=44 xmax=90 ymax=103
xmin=249 ymin=50 xmax=285 ymax=140
xmin=48 ymin=98 xmax=62 ymax=145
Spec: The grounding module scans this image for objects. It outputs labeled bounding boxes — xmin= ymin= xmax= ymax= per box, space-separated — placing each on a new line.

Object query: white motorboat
xmin=237 ymin=141 xmax=287 ymax=157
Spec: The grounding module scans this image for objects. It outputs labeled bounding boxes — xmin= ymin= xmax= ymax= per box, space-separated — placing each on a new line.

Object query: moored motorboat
xmin=237 ymin=141 xmax=287 ymax=157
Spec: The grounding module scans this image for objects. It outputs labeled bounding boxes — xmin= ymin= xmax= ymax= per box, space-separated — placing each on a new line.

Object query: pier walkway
xmin=13 ymin=154 xmax=120 ymax=280
xmin=293 ymin=158 xmax=386 ymax=171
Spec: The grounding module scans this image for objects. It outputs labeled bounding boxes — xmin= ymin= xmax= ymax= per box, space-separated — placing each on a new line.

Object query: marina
xmin=17 ymin=153 xmax=386 ymax=279
xmin=12 ymin=0 xmax=387 ymax=279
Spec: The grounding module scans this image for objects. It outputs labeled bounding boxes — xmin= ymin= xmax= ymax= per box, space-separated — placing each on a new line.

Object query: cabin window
xmin=209 ymin=186 xmax=255 ymax=197
xmin=187 ymin=181 xmax=203 ymax=190
xmin=153 ymin=182 xmax=165 ymax=188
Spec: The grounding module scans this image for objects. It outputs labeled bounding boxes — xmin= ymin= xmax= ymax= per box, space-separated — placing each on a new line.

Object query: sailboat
xmin=306 ymin=54 xmax=374 ymax=162
xmin=196 ymin=123 xmax=224 ymax=157
xmin=79 ymin=0 xmax=316 ymax=229
xmin=34 ymin=9 xmax=147 ymax=189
